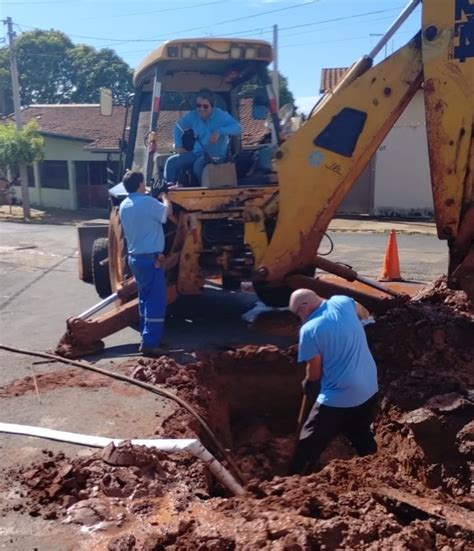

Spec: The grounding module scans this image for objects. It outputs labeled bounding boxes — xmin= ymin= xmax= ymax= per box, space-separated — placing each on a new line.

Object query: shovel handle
xmin=297 ymin=395 xmax=308 ymax=433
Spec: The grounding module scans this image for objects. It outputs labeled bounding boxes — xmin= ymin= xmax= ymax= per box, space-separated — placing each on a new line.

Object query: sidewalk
xmin=329 ymin=217 xmax=437 ymax=235
xmin=0 ymin=205 xmax=437 ymax=235
xmin=0 ymin=205 xmax=108 ymax=225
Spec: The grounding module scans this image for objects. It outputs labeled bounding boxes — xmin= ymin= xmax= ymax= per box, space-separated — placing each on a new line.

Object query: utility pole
xmin=3 ymin=16 xmax=30 ymax=218
xmin=272 ymin=24 xmax=279 ymax=111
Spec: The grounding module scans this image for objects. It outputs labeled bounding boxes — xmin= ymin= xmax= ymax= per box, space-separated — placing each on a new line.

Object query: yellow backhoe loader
xmin=59 ymin=0 xmax=473 ymax=358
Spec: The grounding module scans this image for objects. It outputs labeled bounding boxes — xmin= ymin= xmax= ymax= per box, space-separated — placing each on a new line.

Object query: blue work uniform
xmin=298 ymin=295 xmax=378 ymax=407
xmin=119 ymin=192 xmax=167 ymax=347
xmin=164 ymin=107 xmax=241 ymax=184
xmin=289 ymin=296 xmax=378 ymax=475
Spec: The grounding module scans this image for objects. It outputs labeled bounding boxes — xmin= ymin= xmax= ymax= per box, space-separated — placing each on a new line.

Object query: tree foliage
xmin=278 ymin=73 xmax=295 ymax=108
xmin=239 ymin=70 xmax=296 ymax=109
xmin=67 ymin=45 xmax=133 ymax=104
xmin=0 ymin=121 xmax=44 ymax=172
xmin=0 ymin=30 xmax=133 ymax=115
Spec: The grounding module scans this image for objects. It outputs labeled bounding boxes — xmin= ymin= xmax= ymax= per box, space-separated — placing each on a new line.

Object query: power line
xmin=81 ymin=0 xmax=226 ymax=21
xmin=163 ymin=0 xmax=320 ymax=36
xmin=15 ymin=0 xmax=320 ymax=42
xmin=3 ymin=1 xmax=76 ymax=4
xmin=280 ymin=13 xmax=401 ymax=39
xmin=220 ymin=7 xmax=403 ymax=39
xmin=12 ymin=4 xmax=409 ymax=52
xmin=110 ymin=5 xmax=406 ymax=51
xmin=279 ymin=27 xmax=417 ymax=49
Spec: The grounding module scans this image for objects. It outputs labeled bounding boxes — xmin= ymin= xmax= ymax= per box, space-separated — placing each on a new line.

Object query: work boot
xmin=139 ymin=344 xmax=167 ymax=357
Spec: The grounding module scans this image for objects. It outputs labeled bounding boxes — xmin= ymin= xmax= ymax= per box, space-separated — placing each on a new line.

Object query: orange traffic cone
xmin=379 ymin=229 xmax=403 ymax=281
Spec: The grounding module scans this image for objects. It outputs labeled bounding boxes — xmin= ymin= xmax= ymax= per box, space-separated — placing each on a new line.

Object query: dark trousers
xmin=289 ymin=393 xmax=378 ymax=475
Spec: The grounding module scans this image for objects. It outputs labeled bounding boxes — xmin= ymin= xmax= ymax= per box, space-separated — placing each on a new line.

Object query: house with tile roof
xmin=2 ymin=99 xmax=266 ymax=210
xmin=1 ymin=104 xmax=127 ymax=210
xmin=320 ymin=68 xmax=433 ymax=216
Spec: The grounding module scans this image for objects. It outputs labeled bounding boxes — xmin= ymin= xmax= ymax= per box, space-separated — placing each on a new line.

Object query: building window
xmin=40 ymin=161 xmax=69 ymax=189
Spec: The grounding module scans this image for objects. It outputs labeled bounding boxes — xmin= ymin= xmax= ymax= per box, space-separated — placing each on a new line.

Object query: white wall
xmin=15 ymin=136 xmax=119 ymax=210
xmin=373 ymin=90 xmax=433 ymax=217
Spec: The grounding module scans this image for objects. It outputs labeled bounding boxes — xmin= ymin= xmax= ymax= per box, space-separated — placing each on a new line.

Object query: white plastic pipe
xmin=0 ymin=422 xmax=245 ymax=496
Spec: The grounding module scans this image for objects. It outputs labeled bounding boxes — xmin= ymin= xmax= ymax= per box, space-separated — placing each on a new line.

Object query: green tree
xmin=0 ymin=121 xmax=44 ymax=218
xmin=0 ymin=120 xmax=44 ymax=170
xmin=0 ymin=48 xmax=12 ymax=116
xmin=17 ymin=30 xmax=75 ymax=106
xmin=68 ymin=44 xmax=133 ymax=105
xmin=278 ymin=73 xmax=295 ymax=108
xmin=0 ymin=30 xmax=133 ymax=115
xmin=239 ymin=70 xmax=296 ymax=109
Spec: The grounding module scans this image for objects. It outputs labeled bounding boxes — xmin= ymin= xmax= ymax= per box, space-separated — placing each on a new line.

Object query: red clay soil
xmin=0 ymin=368 xmax=111 ymax=398
xmin=2 ymin=277 xmax=473 ymax=549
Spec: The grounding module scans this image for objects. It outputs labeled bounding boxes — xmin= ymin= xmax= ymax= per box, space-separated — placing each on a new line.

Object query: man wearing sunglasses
xmin=288 ymin=288 xmax=379 ymax=475
xmin=164 ymin=88 xmax=241 ymax=187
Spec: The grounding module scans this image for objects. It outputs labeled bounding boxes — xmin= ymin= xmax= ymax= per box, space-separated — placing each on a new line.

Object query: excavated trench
xmin=149 ymin=345 xmax=306 ymax=481
xmin=3 ymin=278 xmax=474 ymax=550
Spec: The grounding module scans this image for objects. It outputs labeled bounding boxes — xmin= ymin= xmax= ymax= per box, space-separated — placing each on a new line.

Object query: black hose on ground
xmin=0 ymin=343 xmax=246 ymax=485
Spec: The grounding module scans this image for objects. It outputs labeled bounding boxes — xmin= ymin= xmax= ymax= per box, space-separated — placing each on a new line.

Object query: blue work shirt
xmin=298 ymin=295 xmax=378 ymax=408
xmin=119 ymin=192 xmax=167 ymax=255
xmin=174 ymin=107 xmax=241 ymax=158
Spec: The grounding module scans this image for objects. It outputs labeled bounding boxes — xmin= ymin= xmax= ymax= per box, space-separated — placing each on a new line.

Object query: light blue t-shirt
xmin=119 ymin=193 xmax=167 ymax=255
xmin=174 ymin=107 xmax=241 ymax=159
xmin=298 ymin=295 xmax=378 ymax=408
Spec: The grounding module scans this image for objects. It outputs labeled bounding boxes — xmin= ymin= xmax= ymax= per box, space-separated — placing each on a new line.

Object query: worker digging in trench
xmin=119 ymin=170 xmax=172 ymax=356
xmin=288 ymin=289 xmax=379 ymax=475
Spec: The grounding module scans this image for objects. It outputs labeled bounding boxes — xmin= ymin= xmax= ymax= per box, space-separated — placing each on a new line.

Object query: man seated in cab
xmin=164 ymin=88 xmax=241 ymax=187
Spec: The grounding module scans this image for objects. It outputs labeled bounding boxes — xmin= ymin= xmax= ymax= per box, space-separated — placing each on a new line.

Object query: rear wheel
xmin=108 ymin=208 xmax=131 ymax=294
xmin=91 ymin=238 xmax=112 ymax=298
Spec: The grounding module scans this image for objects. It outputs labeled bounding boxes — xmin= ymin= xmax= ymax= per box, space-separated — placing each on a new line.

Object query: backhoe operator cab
xmin=81 ymin=38 xmax=291 ymax=305
xmin=128 ymin=38 xmax=279 ymax=191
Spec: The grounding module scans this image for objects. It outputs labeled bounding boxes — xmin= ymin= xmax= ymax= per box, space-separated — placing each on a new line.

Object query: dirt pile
xmin=4 ymin=441 xmax=209 ymax=525
xmin=3 ymin=277 xmax=473 ymax=549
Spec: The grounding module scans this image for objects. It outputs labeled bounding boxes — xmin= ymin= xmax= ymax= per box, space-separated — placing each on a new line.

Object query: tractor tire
xmin=253 ymin=283 xmax=293 ymax=308
xmin=91 ymin=238 xmax=112 ymax=299
xmin=108 ymin=207 xmax=131 ymax=295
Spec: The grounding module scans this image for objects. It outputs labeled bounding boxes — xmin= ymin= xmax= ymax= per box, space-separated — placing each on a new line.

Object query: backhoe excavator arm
xmin=422 ymin=0 xmax=474 ymax=297
xmin=255 ymin=33 xmax=424 ymax=282
xmin=256 ymin=0 xmax=474 ymax=299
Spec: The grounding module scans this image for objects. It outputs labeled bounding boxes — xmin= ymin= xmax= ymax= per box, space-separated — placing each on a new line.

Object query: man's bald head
xmin=289 ymin=289 xmax=323 ymax=322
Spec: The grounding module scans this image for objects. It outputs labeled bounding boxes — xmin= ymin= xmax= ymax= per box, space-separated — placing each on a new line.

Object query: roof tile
xmin=320 ymin=67 xmax=349 ymax=94
xmin=1 ymin=99 xmax=267 ymax=152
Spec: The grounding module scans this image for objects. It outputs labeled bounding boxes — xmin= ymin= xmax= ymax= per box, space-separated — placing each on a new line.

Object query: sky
xmin=1 ymin=0 xmax=422 ymax=114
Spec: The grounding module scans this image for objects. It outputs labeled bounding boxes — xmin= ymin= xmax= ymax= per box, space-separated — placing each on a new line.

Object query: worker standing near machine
xmin=288 ymin=289 xmax=379 ymax=475
xmin=119 ymin=170 xmax=172 ymax=356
